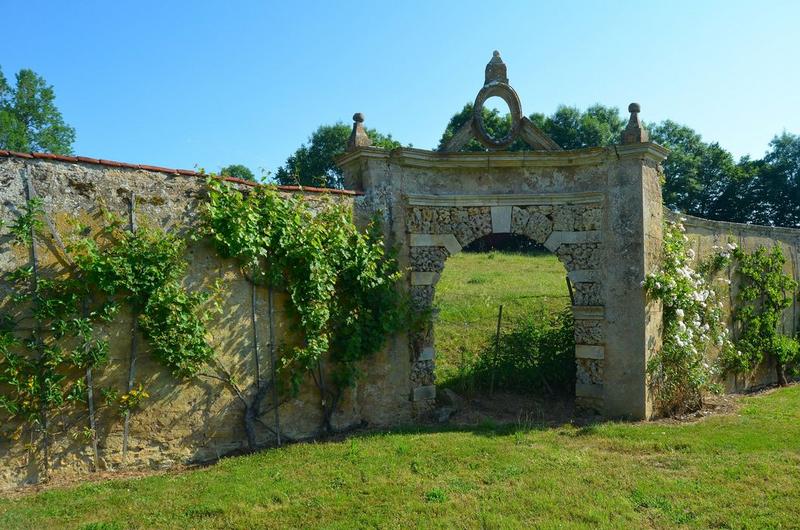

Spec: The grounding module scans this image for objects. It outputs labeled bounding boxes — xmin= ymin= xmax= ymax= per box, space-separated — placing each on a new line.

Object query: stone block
xmin=575 ymin=345 xmax=605 ymax=359
xmin=419 ymin=346 xmax=435 ymax=360
xmin=411 ymin=271 xmax=438 ymax=286
xmin=575 ymin=383 xmax=603 ymax=399
xmin=490 ymin=206 xmax=512 ymax=233
xmin=409 ymin=233 xmax=462 ymax=255
xmin=412 ymin=385 xmax=436 ymax=402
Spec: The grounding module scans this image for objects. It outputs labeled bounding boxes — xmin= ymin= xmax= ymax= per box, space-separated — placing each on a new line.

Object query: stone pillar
xmin=600 ymin=143 xmax=666 ymax=418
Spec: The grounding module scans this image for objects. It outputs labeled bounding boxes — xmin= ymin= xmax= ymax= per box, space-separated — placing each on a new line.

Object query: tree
xmin=650 ymin=120 xmax=756 ymax=223
xmin=0 ymin=67 xmax=75 ymax=154
xmin=437 ymin=103 xmax=624 ymax=152
xmin=438 ymin=103 xmax=528 ymax=152
xmin=220 ymin=164 xmax=256 ymax=182
xmin=275 ymin=123 xmax=401 ymax=188
xmin=757 ymin=133 xmax=800 ymax=227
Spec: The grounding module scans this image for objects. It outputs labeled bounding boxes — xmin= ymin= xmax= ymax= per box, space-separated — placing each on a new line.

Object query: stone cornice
xmin=338 ymin=143 xmax=669 ymax=169
xmin=405 ymin=191 xmax=605 ymax=207
xmin=613 ymin=142 xmax=670 ymax=163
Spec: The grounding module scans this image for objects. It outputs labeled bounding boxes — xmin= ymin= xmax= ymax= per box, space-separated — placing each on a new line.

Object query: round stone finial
xmin=353 ymin=112 xmax=365 ymax=123
xmin=628 ymin=103 xmax=641 ymax=113
xmin=493 ymin=50 xmax=500 ymax=58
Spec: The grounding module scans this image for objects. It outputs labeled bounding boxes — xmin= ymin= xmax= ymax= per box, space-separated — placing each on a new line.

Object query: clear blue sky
xmin=3 ymin=0 xmax=799 ymax=177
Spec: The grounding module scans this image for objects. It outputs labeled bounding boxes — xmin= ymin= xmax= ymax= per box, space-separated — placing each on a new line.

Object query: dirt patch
xmin=0 ymin=464 xmax=206 ymax=500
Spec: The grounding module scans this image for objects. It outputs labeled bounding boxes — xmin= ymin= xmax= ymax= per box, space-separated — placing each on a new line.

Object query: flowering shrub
xmin=643 ymin=219 xmax=734 ymax=415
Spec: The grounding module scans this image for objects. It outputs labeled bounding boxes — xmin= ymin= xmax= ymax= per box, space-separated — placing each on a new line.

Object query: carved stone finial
xmin=622 ymin=102 xmax=649 ymax=144
xmin=347 ymin=112 xmax=372 ymax=151
xmin=484 ymin=50 xmax=508 ymax=85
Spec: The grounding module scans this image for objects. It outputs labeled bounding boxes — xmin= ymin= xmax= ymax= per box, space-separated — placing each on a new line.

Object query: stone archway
xmin=405 ymin=194 xmax=606 ymax=411
xmin=337 ymin=52 xmax=668 ymax=419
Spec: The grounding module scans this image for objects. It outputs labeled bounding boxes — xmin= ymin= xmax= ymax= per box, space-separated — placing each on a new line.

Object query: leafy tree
xmin=275 ymin=123 xmax=401 ymax=188
xmin=0 ymin=67 xmax=75 ymax=154
xmin=650 ymin=120 xmax=750 ymax=221
xmin=438 ymin=103 xmax=528 ymax=152
xmin=531 ymin=104 xmax=625 ymax=149
xmin=755 ymin=133 xmax=800 ymax=227
xmin=438 ymin=103 xmax=623 ymax=152
xmin=220 ymin=164 xmax=256 ymax=182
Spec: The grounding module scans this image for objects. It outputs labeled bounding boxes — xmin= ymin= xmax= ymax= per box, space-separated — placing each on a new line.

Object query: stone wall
xmin=0 ymin=155 xmax=412 ymax=490
xmin=672 ymin=212 xmax=800 ymax=390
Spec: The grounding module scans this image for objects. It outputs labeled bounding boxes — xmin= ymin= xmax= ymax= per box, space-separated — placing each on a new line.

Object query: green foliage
xmin=643 ymin=220 xmax=732 ymax=415
xmin=0 ymin=200 xmax=216 ymax=448
xmin=202 ymin=178 xmax=406 ymax=399
xmin=69 ymin=219 xmax=216 ymax=377
xmin=275 ymin=123 xmax=401 ymax=188
xmin=0 ymin=206 xmax=110 ymax=430
xmin=650 ymin=120 xmax=748 ymax=221
xmin=748 ymin=132 xmax=800 ymax=227
xmin=220 ymin=164 xmax=256 ymax=182
xmin=469 ymin=308 xmax=575 ymax=395
xmin=652 ymin=123 xmax=799 ymax=228
xmin=0 ymin=67 xmax=76 ymax=154
xmin=437 ymin=103 xmax=624 ymax=152
xmin=433 ymin=250 xmax=570 ymax=389
xmin=530 ymin=104 xmax=625 ymax=149
xmin=723 ymin=245 xmax=799 ymax=378
xmin=438 ymin=103 xmax=526 ymax=152
xmin=7 ymin=197 xmax=44 ymax=246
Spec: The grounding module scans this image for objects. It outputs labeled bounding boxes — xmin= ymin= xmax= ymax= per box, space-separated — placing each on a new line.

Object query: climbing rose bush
xmin=643 ymin=219 xmax=734 ymax=415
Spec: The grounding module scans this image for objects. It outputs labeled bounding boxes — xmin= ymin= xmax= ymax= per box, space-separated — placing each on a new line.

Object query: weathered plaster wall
xmin=339 ymin=144 xmax=669 ymax=420
xmin=671 ymin=212 xmax=800 ymax=390
xmin=0 ymin=156 xmax=412 ymax=490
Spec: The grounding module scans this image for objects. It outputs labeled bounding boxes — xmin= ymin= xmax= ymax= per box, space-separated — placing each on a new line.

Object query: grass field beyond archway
xmin=433 ymin=249 xmax=572 ymax=394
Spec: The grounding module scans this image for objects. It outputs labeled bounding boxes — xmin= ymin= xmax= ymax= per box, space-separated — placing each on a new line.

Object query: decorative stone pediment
xmin=441 ymin=51 xmax=561 ymax=152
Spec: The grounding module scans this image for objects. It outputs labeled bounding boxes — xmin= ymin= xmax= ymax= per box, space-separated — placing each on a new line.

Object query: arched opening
xmin=432 ymin=232 xmax=576 ymax=420
xmin=407 ymin=201 xmax=606 ymax=417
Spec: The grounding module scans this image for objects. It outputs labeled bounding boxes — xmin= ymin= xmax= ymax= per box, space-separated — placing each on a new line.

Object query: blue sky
xmin=2 ymin=0 xmax=799 ymax=177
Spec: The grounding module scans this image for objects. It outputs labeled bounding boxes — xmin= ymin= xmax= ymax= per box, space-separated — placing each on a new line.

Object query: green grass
xmin=1 ymin=386 xmax=799 ymax=528
xmin=434 ymin=250 xmax=570 ymax=387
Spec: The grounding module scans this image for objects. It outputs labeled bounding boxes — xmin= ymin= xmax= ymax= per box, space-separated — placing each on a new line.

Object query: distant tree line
xmin=1 ymin=66 xmax=796 ymax=227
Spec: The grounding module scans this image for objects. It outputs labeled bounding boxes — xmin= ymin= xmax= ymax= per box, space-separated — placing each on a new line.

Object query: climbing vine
xmin=202 ymin=178 xmax=407 ymax=431
xmin=68 ymin=216 xmax=218 ymax=376
xmin=722 ymin=245 xmax=799 ymax=383
xmin=0 ymin=198 xmax=217 ymax=472
xmin=643 ymin=219 xmax=733 ymax=415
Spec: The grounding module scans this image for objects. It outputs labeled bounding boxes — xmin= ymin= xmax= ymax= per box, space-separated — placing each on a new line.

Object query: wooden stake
xmin=122 ymin=192 xmax=137 ymax=462
xmin=268 ymin=286 xmax=281 ymax=446
xmin=23 ymin=174 xmax=48 ymax=479
xmin=490 ymin=304 xmax=503 ymax=396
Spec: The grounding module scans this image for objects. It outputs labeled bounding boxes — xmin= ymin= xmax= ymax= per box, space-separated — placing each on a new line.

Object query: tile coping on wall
xmin=0 ymin=150 xmax=363 ymax=196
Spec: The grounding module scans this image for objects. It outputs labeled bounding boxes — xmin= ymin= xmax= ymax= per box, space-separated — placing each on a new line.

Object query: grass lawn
xmin=1 ymin=385 xmax=799 ymax=528
xmin=434 ymin=250 xmax=570 ymax=387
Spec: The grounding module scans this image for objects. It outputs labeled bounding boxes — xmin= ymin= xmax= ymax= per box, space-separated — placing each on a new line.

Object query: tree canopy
xmin=437 ymin=103 xmax=625 ymax=152
xmin=220 ymin=164 xmax=256 ymax=182
xmin=0 ymin=67 xmax=75 ymax=154
xmin=275 ymin=123 xmax=401 ymax=188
